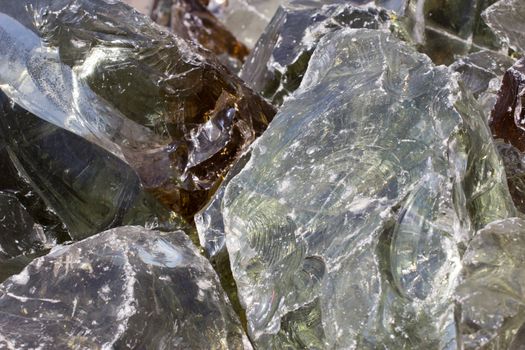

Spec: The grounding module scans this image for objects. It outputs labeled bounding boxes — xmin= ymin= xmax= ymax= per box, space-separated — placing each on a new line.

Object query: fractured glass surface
xmin=483 ymin=0 xmax=525 ymax=54
xmin=208 ymin=0 xmax=283 ymax=49
xmin=0 ymin=0 xmax=523 ymax=347
xmin=0 ymin=0 xmax=275 ymax=218
xmin=490 ymin=58 xmax=525 ymax=151
xmin=456 ymin=217 xmax=525 ymax=349
xmin=0 ymin=226 xmax=248 ymax=349
xmin=0 ymin=91 xmax=185 ymax=241
xmin=240 ymin=2 xmax=392 ymax=105
xmin=0 ymin=192 xmax=55 ymax=282
xmin=451 ymin=50 xmax=515 ymax=118
xmin=494 ymin=142 xmax=525 ymax=215
xmin=151 ymin=0 xmax=250 ymax=72
xmin=405 ymin=0 xmax=505 ymax=65
xmin=219 ymin=28 xmax=515 ymax=348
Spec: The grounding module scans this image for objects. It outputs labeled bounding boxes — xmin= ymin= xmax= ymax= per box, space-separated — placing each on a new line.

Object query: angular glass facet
xmin=486 ymin=58 xmax=525 ymax=214
xmin=483 ymin=0 xmax=525 ymax=53
xmin=0 ymin=91 xmax=185 ymax=241
xmin=150 ymin=0 xmax=250 ymax=72
xmin=0 ymin=0 xmax=275 ymax=218
xmin=452 ymin=50 xmax=514 ymax=98
xmin=196 ymin=153 xmax=251 ymax=259
xmin=208 ymin=0 xmax=283 ymax=48
xmin=404 ymin=0 xmax=504 ymax=65
xmin=217 ymin=29 xmax=514 ymax=348
xmin=0 ymin=226 xmax=247 ymax=349
xmin=456 ymin=217 xmax=525 ymax=349
xmin=490 ymin=58 xmax=525 ymax=151
xmin=0 ymin=192 xmax=55 ymax=282
xmin=240 ymin=2 xmax=392 ymax=105
xmin=451 ymin=50 xmax=515 ymax=118
xmin=495 ymin=142 xmax=525 ymax=214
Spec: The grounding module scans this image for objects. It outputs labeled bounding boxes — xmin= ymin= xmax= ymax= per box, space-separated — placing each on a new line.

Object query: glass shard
xmin=495 ymin=142 xmax=525 ymax=214
xmin=0 ymin=0 xmax=275 ymax=219
xmin=0 ymin=226 xmax=247 ymax=349
xmin=456 ymin=217 xmax=525 ymax=349
xmin=405 ymin=0 xmax=504 ymax=65
xmin=151 ymin=0 xmax=250 ymax=72
xmin=0 ymin=192 xmax=54 ymax=282
xmin=483 ymin=0 xmax=525 ymax=53
xmin=196 ymin=153 xmax=251 ymax=259
xmin=240 ymin=2 xmax=392 ymax=105
xmin=490 ymin=58 xmax=525 ymax=151
xmin=0 ymin=91 xmax=186 ymax=241
xmin=451 ymin=50 xmax=515 ymax=118
xmin=208 ymin=0 xmax=283 ymax=48
xmin=219 ymin=28 xmax=515 ymax=347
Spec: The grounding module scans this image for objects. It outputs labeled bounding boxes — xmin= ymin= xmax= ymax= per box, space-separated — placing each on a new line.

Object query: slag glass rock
xmin=0 ymin=91 xmax=184 ymax=241
xmin=487 ymin=58 xmax=525 ymax=215
xmin=483 ymin=0 xmax=525 ymax=54
xmin=405 ymin=0 xmax=504 ymax=65
xmin=0 ymin=226 xmax=248 ymax=349
xmin=451 ymin=50 xmax=515 ymax=99
xmin=0 ymin=0 xmax=275 ymax=218
xmin=208 ymin=0 xmax=284 ymax=48
xmin=456 ymin=217 xmax=525 ymax=348
xmin=0 ymin=111 xmax=70 ymax=281
xmin=196 ymin=152 xmax=251 ymax=259
xmin=240 ymin=2 xmax=392 ymax=106
xmin=494 ymin=141 xmax=525 ymax=215
xmin=219 ymin=28 xmax=515 ymax=348
xmin=208 ymin=0 xmax=408 ymax=51
xmin=150 ymin=0 xmax=250 ymax=72
xmin=0 ymin=192 xmax=55 ymax=282
xmin=490 ymin=58 xmax=525 ymax=151
xmin=451 ymin=50 xmax=515 ymax=118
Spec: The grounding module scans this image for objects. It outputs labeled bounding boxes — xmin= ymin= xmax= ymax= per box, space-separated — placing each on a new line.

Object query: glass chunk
xmin=151 ymin=0 xmax=250 ymax=72
xmin=0 ymin=226 xmax=247 ymax=349
xmin=456 ymin=217 xmax=525 ymax=349
xmin=240 ymin=2 xmax=392 ymax=105
xmin=0 ymin=192 xmax=54 ymax=282
xmin=495 ymin=142 xmax=525 ymax=214
xmin=490 ymin=58 xmax=525 ymax=151
xmin=0 ymin=0 xmax=275 ymax=219
xmin=208 ymin=0 xmax=283 ymax=48
xmin=0 ymin=91 xmax=187 ymax=240
xmin=483 ymin=0 xmax=525 ymax=53
xmin=219 ymin=28 xmax=515 ymax=348
xmin=405 ymin=0 xmax=505 ymax=65
xmin=451 ymin=50 xmax=515 ymax=118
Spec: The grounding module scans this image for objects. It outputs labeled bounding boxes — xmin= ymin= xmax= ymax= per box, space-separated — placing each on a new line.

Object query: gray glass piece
xmin=404 ymin=0 xmax=505 ymax=65
xmin=495 ymin=141 xmax=525 ymax=215
xmin=196 ymin=153 xmax=251 ymax=259
xmin=240 ymin=2 xmax=392 ymax=105
xmin=451 ymin=50 xmax=515 ymax=118
xmin=0 ymin=226 xmax=247 ymax=349
xmin=483 ymin=0 xmax=525 ymax=54
xmin=209 ymin=0 xmax=284 ymax=48
xmin=0 ymin=91 xmax=186 ymax=241
xmin=452 ymin=50 xmax=514 ymax=97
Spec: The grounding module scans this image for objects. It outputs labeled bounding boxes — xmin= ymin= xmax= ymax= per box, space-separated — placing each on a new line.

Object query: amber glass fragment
xmin=152 ymin=0 xmax=249 ymax=71
xmin=490 ymin=58 xmax=525 ymax=151
xmin=0 ymin=0 xmax=275 ymax=220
